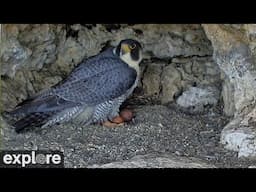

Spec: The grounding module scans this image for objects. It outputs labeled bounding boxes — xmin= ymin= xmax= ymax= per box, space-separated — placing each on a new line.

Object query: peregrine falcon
xmin=8 ymin=39 xmax=143 ymax=133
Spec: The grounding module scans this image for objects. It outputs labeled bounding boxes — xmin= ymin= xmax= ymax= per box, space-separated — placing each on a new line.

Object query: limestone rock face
xmin=176 ymin=86 xmax=220 ymax=114
xmin=160 ymin=64 xmax=182 ymax=104
xmin=142 ymin=62 xmax=163 ymax=97
xmin=140 ymin=56 xmax=220 ymax=105
xmin=203 ymin=24 xmax=256 ymax=158
xmin=221 ymin=73 xmax=235 ymax=117
xmin=1 ymin=25 xmax=58 ymax=77
xmin=133 ymin=24 xmax=212 ymax=59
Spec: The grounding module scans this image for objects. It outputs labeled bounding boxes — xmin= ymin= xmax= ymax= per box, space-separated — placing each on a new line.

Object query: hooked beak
xmin=121 ymin=44 xmax=131 ymax=54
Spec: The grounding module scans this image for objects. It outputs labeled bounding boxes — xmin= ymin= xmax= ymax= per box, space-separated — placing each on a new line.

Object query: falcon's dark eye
xmin=129 ymin=43 xmax=136 ymax=50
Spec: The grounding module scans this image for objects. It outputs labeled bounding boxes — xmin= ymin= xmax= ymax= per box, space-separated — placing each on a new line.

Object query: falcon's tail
xmin=7 ymin=95 xmax=77 ymax=133
xmin=13 ymin=111 xmax=56 ymax=133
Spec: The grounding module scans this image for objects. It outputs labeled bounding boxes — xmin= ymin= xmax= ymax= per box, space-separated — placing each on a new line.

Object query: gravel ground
xmin=1 ymin=100 xmax=256 ymax=168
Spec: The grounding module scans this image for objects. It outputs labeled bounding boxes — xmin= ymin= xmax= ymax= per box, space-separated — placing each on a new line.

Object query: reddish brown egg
xmin=120 ymin=109 xmax=133 ymax=122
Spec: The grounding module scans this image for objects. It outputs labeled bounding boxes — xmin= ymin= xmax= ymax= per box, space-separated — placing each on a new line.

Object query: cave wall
xmin=203 ymin=24 xmax=256 ymax=158
xmin=0 ymin=24 xmax=219 ymax=112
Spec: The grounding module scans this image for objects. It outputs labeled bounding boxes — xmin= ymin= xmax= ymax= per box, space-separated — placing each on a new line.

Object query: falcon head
xmin=115 ymin=39 xmax=143 ymax=71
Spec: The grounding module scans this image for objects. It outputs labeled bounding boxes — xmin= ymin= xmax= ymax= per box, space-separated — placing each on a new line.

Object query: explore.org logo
xmin=0 ymin=150 xmax=64 ymax=168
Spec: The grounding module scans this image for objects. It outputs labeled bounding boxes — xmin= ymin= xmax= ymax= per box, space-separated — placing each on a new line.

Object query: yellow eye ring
xmin=129 ymin=44 xmax=136 ymax=49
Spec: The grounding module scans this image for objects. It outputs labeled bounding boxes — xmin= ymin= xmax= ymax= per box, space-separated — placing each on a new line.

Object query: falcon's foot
xmin=102 ymin=120 xmax=124 ymax=128
xmin=102 ymin=108 xmax=134 ymax=128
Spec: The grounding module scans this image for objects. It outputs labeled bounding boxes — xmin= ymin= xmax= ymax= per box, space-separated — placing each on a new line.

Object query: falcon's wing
xmin=53 ymin=57 xmax=137 ymax=105
xmin=9 ymin=54 xmax=136 ymax=117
